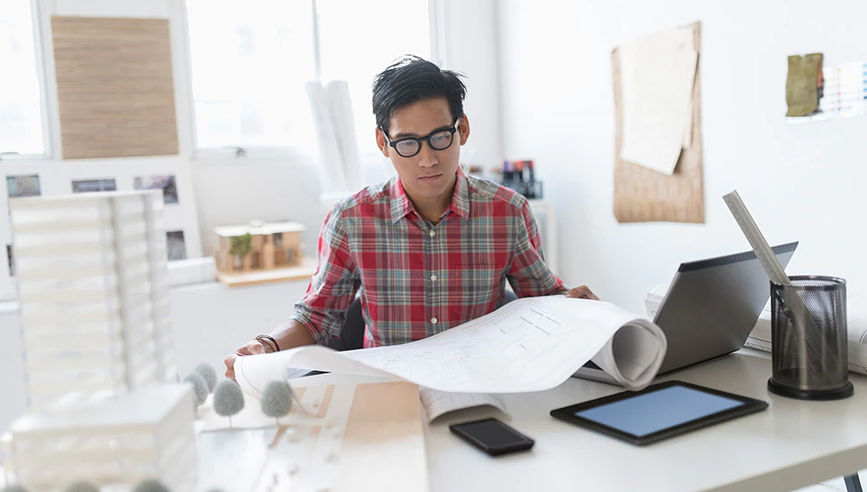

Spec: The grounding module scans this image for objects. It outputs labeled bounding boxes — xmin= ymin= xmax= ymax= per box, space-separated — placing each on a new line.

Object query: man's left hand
xmin=564 ymin=285 xmax=599 ymax=300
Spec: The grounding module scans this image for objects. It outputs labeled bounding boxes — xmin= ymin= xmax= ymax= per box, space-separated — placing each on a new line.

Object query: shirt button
xmin=431 ymin=317 xmax=438 ymax=324
xmin=429 ymin=231 xmax=436 ymax=237
xmin=430 ymin=274 xmax=437 ymax=281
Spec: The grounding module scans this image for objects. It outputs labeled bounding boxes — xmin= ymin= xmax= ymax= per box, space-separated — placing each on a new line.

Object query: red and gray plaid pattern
xmin=291 ymin=167 xmax=564 ymax=347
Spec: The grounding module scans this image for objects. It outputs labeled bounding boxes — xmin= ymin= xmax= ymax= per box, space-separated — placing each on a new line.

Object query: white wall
xmin=497 ymin=0 xmax=867 ymax=314
xmin=190 ymin=157 xmax=325 ymax=257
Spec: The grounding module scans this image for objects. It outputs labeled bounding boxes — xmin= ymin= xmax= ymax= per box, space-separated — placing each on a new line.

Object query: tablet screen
xmin=574 ymin=386 xmax=745 ymax=437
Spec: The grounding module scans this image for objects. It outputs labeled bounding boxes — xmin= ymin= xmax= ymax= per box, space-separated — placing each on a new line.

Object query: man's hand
xmin=224 ymin=339 xmax=273 ymax=380
xmin=224 ymin=321 xmax=316 ymax=380
xmin=564 ymin=285 xmax=599 ymax=300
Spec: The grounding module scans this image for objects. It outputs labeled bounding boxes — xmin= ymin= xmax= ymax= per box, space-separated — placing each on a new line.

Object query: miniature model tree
xmin=261 ymin=380 xmax=293 ymax=424
xmin=1 ymin=486 xmax=29 ymax=492
xmin=229 ymin=233 xmax=253 ymax=269
xmin=132 ymin=479 xmax=171 ymax=492
xmin=213 ymin=380 xmax=245 ymax=428
xmin=183 ymin=373 xmax=208 ymax=409
xmin=194 ymin=363 xmax=218 ymax=393
xmin=65 ymin=483 xmax=99 ymax=492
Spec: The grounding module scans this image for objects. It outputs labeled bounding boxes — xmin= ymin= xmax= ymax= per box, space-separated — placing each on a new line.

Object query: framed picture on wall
xmin=72 ymin=178 xmax=117 ymax=193
xmin=6 ymin=175 xmax=41 ymax=198
xmin=134 ymin=175 xmax=178 ymax=204
xmin=167 ymin=230 xmax=187 ymax=261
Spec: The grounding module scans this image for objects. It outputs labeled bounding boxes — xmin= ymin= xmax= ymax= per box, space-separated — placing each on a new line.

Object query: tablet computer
xmin=550 ymin=381 xmax=768 ymax=446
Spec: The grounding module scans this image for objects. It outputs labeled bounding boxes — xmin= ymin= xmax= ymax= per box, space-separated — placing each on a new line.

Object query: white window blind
xmin=0 ymin=0 xmax=47 ymax=157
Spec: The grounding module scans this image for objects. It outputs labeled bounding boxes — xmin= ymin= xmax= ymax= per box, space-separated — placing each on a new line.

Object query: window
xmin=185 ymin=0 xmax=431 ymax=156
xmin=316 ymin=0 xmax=430 ymax=156
xmin=185 ymin=0 xmax=317 ymax=151
xmin=0 ymin=0 xmax=47 ymax=157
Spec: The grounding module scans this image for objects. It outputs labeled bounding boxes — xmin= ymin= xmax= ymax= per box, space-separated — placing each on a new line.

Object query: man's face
xmin=376 ymin=97 xmax=470 ymax=205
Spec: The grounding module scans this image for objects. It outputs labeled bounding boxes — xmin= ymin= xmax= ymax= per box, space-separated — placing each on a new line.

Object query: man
xmin=225 ymin=55 xmax=596 ymax=379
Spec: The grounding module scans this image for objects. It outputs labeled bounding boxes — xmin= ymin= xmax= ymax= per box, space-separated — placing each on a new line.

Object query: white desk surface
xmin=7 ymin=352 xmax=861 ymax=492
xmin=424 ymin=350 xmax=867 ymax=492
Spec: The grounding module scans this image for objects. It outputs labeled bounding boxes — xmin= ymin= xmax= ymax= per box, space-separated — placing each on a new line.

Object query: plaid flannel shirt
xmin=290 ymin=167 xmax=564 ymax=347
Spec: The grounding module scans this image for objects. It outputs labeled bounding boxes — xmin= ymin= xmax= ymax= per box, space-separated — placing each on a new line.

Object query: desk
xmin=425 ymin=351 xmax=867 ymax=492
xmin=5 ymin=352 xmax=863 ymax=491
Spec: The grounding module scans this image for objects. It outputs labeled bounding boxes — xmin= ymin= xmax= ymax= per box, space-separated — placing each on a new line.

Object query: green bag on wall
xmin=786 ymin=53 xmax=823 ymax=117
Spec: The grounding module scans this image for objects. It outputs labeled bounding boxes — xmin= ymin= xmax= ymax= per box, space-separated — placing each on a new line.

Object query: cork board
xmin=613 ymin=22 xmax=704 ymax=223
xmin=52 ymin=16 xmax=179 ymax=159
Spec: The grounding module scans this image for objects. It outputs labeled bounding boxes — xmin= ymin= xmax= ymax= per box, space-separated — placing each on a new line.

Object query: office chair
xmin=328 ymin=290 xmax=519 ymax=351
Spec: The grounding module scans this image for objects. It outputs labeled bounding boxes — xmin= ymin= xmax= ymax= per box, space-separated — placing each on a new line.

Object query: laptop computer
xmin=573 ymin=242 xmax=798 ymax=384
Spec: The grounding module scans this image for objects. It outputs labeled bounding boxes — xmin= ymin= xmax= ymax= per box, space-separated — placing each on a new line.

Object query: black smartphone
xmin=449 ymin=418 xmax=535 ymax=456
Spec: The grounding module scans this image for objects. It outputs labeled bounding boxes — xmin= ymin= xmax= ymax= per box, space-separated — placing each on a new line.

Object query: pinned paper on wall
xmin=802 ymin=60 xmax=867 ymax=121
xmin=619 ymin=25 xmax=697 ymax=175
xmin=613 ymin=22 xmax=704 ymax=224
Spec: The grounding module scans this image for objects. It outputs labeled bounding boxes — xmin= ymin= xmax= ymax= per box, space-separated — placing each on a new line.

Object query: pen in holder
xmin=768 ymin=276 xmax=853 ymax=400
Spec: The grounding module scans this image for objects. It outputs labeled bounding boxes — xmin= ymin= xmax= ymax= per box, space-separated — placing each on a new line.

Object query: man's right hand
xmin=224 ymin=339 xmax=273 ymax=380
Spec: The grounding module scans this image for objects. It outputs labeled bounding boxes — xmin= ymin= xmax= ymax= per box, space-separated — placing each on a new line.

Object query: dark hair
xmin=372 ymin=55 xmax=467 ymax=135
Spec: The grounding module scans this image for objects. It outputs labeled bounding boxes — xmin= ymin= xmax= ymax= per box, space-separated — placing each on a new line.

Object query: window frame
xmin=0 ymin=0 xmax=56 ymax=161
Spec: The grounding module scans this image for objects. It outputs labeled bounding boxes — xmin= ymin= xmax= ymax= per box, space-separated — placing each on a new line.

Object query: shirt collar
xmin=449 ymin=167 xmax=471 ymax=220
xmin=390 ymin=167 xmax=471 ymax=224
xmin=390 ymin=177 xmax=414 ymax=223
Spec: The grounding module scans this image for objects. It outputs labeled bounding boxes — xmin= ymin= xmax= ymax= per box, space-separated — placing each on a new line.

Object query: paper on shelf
xmin=324 ymin=80 xmax=362 ymax=191
xmin=306 ymin=81 xmax=348 ymax=194
xmin=235 ymin=297 xmax=667 ymax=395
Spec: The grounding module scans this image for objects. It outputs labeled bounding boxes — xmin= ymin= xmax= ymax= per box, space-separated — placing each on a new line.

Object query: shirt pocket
xmin=457 ymin=262 xmax=506 ymax=306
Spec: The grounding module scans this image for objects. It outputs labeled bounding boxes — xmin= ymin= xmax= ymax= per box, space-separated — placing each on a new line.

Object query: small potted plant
xmin=229 ymin=233 xmax=253 ymax=271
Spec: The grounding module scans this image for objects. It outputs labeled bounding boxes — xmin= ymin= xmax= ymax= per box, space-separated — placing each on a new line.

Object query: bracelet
xmin=255 ymin=334 xmax=280 ymax=353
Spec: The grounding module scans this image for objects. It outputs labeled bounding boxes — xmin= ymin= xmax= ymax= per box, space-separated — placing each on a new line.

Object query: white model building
xmin=5 ymin=385 xmax=197 ymax=491
xmin=9 ymin=191 xmax=176 ymax=409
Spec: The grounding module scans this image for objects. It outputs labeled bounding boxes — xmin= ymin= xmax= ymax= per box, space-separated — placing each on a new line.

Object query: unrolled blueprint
xmin=235 ymin=297 xmax=667 ymax=395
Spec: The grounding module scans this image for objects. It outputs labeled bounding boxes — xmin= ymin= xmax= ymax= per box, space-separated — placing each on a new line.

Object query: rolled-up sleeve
xmin=507 ymin=199 xmax=564 ymax=297
xmin=289 ymin=210 xmax=360 ymax=345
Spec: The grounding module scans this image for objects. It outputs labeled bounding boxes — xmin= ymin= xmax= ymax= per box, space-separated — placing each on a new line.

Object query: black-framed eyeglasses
xmin=382 ymin=120 xmax=459 ymax=158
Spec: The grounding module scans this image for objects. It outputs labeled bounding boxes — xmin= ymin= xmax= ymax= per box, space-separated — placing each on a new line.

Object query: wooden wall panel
xmin=52 ymin=16 xmax=179 ymax=159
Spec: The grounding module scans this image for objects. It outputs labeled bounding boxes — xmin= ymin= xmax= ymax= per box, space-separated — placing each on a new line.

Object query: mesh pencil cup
xmin=768 ymin=276 xmax=853 ymax=400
